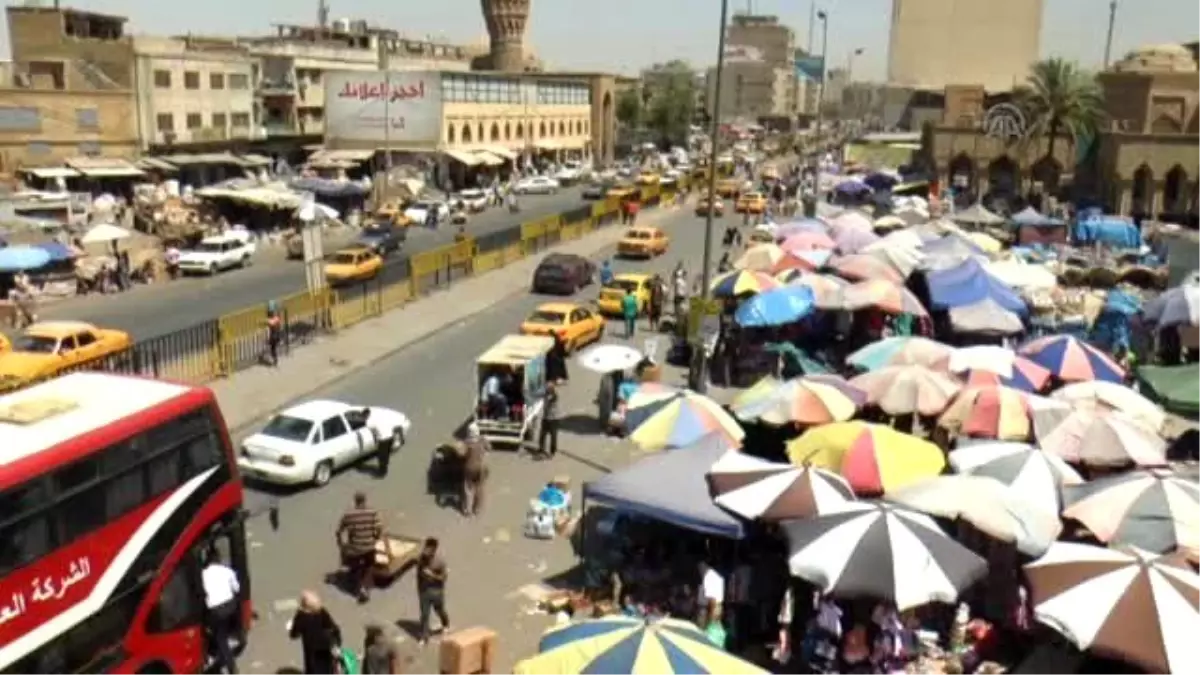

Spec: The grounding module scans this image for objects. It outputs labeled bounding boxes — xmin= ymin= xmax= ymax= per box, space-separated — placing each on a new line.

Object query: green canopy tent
xmin=1137 ymin=363 xmax=1199 ymax=419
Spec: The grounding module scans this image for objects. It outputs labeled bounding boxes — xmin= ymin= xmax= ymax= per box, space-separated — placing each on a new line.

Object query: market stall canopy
xmin=985 ymin=258 xmax=1058 ymax=291
xmin=485 ymin=146 xmax=518 ymax=160
xmin=444 ymin=149 xmax=483 ymax=166
xmin=1010 ymin=206 xmax=1064 ymax=228
xmin=926 ymin=258 xmax=1028 ymax=315
xmin=0 ymin=245 xmax=52 ymax=271
xmin=158 ymin=152 xmax=246 ymax=167
xmin=64 ymin=157 xmax=145 ymax=179
xmin=21 ymin=167 xmax=79 ymax=180
xmin=1074 ymin=215 xmax=1141 ymax=248
xmin=473 ymin=151 xmax=505 ymax=166
xmin=951 ymin=203 xmax=1004 ymax=227
xmin=949 ymin=297 xmax=1024 ymax=335
xmin=239 ymin=153 xmax=274 ymax=167
xmin=305 ymin=149 xmax=374 ymax=167
xmin=135 ymin=157 xmax=178 ymax=172
xmin=583 ymin=433 xmax=746 ymax=539
xmin=1136 ymin=363 xmax=1199 ymax=418
xmin=289 ymin=177 xmax=369 ymax=198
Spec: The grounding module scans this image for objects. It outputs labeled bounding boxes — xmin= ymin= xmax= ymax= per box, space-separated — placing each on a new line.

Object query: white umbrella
xmin=944 ymin=345 xmax=1018 ymax=377
xmin=950 ymin=441 xmax=1083 ymax=514
xmin=576 ymin=343 xmax=643 ymax=374
xmin=1052 ymin=380 xmax=1166 ymax=433
xmin=80 ymin=223 xmax=132 ymax=244
xmin=706 ymin=451 xmax=854 ymax=521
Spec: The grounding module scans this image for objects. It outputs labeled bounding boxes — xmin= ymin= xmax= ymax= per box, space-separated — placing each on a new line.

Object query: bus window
xmin=0 ymin=513 xmax=53 ymax=571
xmin=149 ymin=555 xmax=203 ymax=633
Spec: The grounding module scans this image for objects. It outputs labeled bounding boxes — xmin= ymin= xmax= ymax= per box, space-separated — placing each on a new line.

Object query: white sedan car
xmin=403 ymin=200 xmax=450 ymax=224
xmin=238 ymin=400 xmax=412 ymax=487
xmin=513 ymin=176 xmax=561 ymax=195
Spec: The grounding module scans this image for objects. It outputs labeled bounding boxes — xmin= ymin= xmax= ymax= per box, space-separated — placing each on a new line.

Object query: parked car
xmin=581 ymin=180 xmax=614 ymax=200
xmin=238 ymin=399 xmax=412 ymax=486
xmin=531 ymin=252 xmax=596 ymax=294
xmin=0 ymin=320 xmax=132 ymax=391
xmin=356 ymin=223 xmax=406 ymax=255
xmin=403 ymin=200 xmax=450 ymax=224
xmin=554 ymin=161 xmax=589 ymax=185
xmin=453 ymin=188 xmax=490 ymax=212
xmin=177 ymin=230 xmax=256 ymax=275
xmin=513 ymin=176 xmax=561 ymax=195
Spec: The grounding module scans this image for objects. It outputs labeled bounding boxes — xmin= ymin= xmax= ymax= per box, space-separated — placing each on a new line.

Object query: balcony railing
xmin=257 ymin=79 xmax=297 ymax=96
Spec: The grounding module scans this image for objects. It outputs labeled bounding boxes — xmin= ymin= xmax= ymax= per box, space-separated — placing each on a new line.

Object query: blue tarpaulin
xmin=34 ymin=242 xmax=75 ymax=262
xmin=925 ymin=258 xmax=1028 ymax=315
xmin=1091 ymin=290 xmax=1141 ymax=353
xmin=1073 ymin=216 xmax=1141 ymax=249
xmin=288 ymin=177 xmax=369 ymax=198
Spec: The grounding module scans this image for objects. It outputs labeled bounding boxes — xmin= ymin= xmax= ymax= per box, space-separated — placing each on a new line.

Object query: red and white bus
xmin=0 ymin=372 xmax=251 ymax=673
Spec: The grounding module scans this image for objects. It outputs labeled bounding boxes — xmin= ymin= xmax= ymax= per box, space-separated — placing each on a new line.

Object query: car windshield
xmin=526 ymin=310 xmax=566 ymax=324
xmin=605 ymin=279 xmax=639 ymax=292
xmin=628 ymin=231 xmax=652 ymax=240
xmin=259 ymin=415 xmax=315 ymax=443
xmin=195 ymin=241 xmax=225 ymax=252
xmin=361 ymin=226 xmax=388 ymax=237
xmin=13 ymin=335 xmax=58 ymax=353
xmin=326 ymin=252 xmax=358 ymax=264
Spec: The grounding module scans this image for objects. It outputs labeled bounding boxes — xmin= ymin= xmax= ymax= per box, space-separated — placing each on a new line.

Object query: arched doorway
xmin=461 ymin=123 xmax=473 ymax=144
xmin=490 ymin=123 xmax=501 ymax=142
xmin=1163 ymin=165 xmax=1188 ymax=214
xmin=601 ymin=91 xmax=613 ymax=162
xmin=447 ymin=124 xmax=457 ymax=145
xmin=1028 ymin=156 xmax=1062 ymax=212
xmin=1131 ymin=164 xmax=1153 ymax=216
xmin=539 ymin=121 xmax=547 ymax=138
xmin=504 ymin=122 xmax=511 ymax=140
xmin=947 ymin=153 xmax=975 ymax=196
xmin=476 ymin=123 xmax=485 ymax=143
xmin=985 ymin=156 xmax=1020 ymax=212
xmin=516 ymin=123 xmax=524 ymax=140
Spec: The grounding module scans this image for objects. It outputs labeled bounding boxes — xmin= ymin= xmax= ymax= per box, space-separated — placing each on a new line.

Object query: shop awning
xmin=306 ymin=149 xmax=375 ymax=165
xmin=135 ymin=157 xmax=178 ymax=172
xmin=239 ymin=153 xmax=274 ymax=167
xmin=22 ymin=167 xmax=80 ymax=179
xmin=444 ymin=149 xmax=483 ymax=166
xmin=473 ymin=151 xmax=504 ymax=166
xmin=533 ymin=140 xmax=562 ymax=151
xmin=157 ymin=152 xmax=244 ymax=166
xmin=63 ymin=157 xmax=145 ymax=178
xmin=485 ymin=146 xmax=517 ymax=160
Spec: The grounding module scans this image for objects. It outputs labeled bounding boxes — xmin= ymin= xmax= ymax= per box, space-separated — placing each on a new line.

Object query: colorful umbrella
xmin=784 ymin=272 xmax=848 ymax=308
xmin=783 ymin=501 xmax=987 ymax=611
xmin=1023 ymin=543 xmax=1200 ymax=675
xmin=625 ymin=385 xmax=745 ymax=451
xmin=781 ymin=231 xmax=836 ymax=251
xmin=828 ymin=254 xmax=905 ymax=283
xmin=731 ymin=375 xmax=863 ymax=426
xmin=949 ymin=441 xmax=1083 ymax=514
xmin=835 ymin=227 xmax=881 ymax=254
xmin=733 ymin=285 xmax=816 ymax=327
xmin=938 ymin=385 xmax=1032 ymax=441
xmin=873 ymin=215 xmax=907 ymax=230
xmin=1144 ymin=283 xmax=1200 ymax=328
xmin=786 ymin=421 xmax=946 ymax=494
xmin=706 ymin=451 xmax=855 ymax=521
xmin=839 ymin=279 xmax=928 ymax=316
xmin=1051 ymin=380 xmax=1166 ymax=433
xmin=847 ymin=336 xmax=954 ymax=372
xmin=1020 ymin=335 xmax=1125 ymax=383
xmin=709 ymin=269 xmax=779 ymax=299
xmin=887 ymin=475 xmax=1062 ymax=556
xmin=577 ymin=344 xmax=644 ymax=374
xmin=775 ymin=218 xmax=829 ymax=238
xmin=850 ymin=365 xmax=963 ymax=416
xmin=771 ymin=250 xmax=827 ymax=275
xmin=1037 ymin=408 xmax=1167 ymax=468
xmin=830 ymin=211 xmax=873 ymax=232
xmin=1062 ymin=469 xmax=1198 ymax=555
xmin=940 ymin=345 xmax=1053 ymax=393
xmin=513 ymin=616 xmax=768 ymax=675
xmin=734 ymin=243 xmax=789 ymax=272
xmin=0 ymin=245 xmax=52 ymax=272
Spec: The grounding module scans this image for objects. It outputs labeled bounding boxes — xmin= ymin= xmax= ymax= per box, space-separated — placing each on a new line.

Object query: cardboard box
xmin=439 ymin=626 xmax=497 ymax=674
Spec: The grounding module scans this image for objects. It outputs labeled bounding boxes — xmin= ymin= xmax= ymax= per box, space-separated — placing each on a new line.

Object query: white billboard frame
xmin=323 ymin=69 xmax=444 ymax=146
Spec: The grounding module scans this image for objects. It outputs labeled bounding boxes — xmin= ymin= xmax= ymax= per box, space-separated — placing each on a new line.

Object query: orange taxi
xmin=324 ymin=247 xmax=383 ymax=284
xmin=714 ymin=177 xmax=741 ymax=199
xmin=519 ymin=302 xmax=606 ymax=352
xmin=735 ymin=192 xmax=768 ymax=214
xmin=0 ymin=320 xmax=133 ymax=390
xmin=695 ymin=193 xmax=725 ymax=217
xmin=617 ymin=227 xmax=670 ymax=259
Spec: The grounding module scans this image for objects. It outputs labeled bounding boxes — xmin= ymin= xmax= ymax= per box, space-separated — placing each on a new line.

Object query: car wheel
xmin=208 ymin=264 xmax=217 ymax=275
xmin=392 ymin=427 xmax=406 ymax=449
xmin=241 ymin=255 xmax=252 ymax=268
xmin=312 ymin=460 xmax=333 ymax=487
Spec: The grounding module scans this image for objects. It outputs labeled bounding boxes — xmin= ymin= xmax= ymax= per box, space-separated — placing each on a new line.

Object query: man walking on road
xmin=462 ymin=423 xmax=489 ymax=517
xmin=336 ymin=492 xmax=382 ymax=603
xmin=622 ymin=288 xmax=639 ymax=339
xmin=415 ymin=538 xmax=450 ymax=646
xmin=539 ymin=381 xmax=561 ymax=458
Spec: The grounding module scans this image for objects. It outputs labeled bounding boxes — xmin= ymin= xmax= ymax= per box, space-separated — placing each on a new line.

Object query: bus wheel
xmin=136 ymin=662 xmax=172 ymax=674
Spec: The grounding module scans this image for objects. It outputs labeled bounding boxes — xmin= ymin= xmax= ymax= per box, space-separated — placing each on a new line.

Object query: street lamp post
xmin=810 ymin=10 xmax=829 ymax=165
xmin=688 ymin=0 xmax=731 ymax=394
xmin=846 ymin=47 xmax=863 ymax=120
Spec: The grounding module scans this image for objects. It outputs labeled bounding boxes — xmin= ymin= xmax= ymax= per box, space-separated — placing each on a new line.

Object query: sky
xmin=1 ymin=0 xmax=1197 ymax=80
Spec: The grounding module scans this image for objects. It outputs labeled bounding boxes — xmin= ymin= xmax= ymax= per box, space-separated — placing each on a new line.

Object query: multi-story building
xmin=132 ymin=36 xmax=259 ymax=150
xmin=0 ymin=5 xmax=138 ymax=172
xmin=240 ymin=22 xmax=480 ymax=140
xmin=707 ymin=14 xmax=800 ymax=121
xmin=887 ymin=0 xmax=1043 ymax=92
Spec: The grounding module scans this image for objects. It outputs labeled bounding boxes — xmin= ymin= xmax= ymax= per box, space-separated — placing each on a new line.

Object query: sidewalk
xmin=213 ymin=200 xmax=689 ymax=432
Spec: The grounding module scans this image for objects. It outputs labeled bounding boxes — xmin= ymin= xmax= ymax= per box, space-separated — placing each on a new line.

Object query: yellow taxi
xmin=0 ymin=333 xmax=9 ymax=353
xmin=606 ymin=184 xmax=638 ymax=200
xmin=324 ymin=247 xmax=383 ymax=284
xmin=0 ymin=320 xmax=132 ymax=389
xmin=617 ymin=227 xmax=670 ymax=259
xmin=635 ymin=171 xmax=661 ymax=186
xmin=736 ymin=192 xmax=768 ymax=214
xmin=597 ymin=273 xmax=654 ymax=316
xmin=519 ymin=302 xmax=606 ymax=352
xmin=761 ymin=165 xmax=780 ymax=181
xmin=714 ymin=177 xmax=741 ymax=198
xmin=695 ymin=193 xmax=725 ymax=217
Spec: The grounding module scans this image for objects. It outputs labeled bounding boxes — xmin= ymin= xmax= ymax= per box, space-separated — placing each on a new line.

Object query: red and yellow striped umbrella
xmin=938 ymin=385 xmax=1032 ymax=441
xmin=786 ymin=421 xmax=945 ymax=495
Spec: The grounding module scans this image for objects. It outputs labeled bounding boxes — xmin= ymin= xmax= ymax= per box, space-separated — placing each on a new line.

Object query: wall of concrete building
xmin=6 ymin=7 xmax=135 ymax=88
xmin=886 ymin=0 xmax=1042 ymax=92
xmin=0 ymin=87 xmax=137 ymax=171
xmin=706 ymin=62 xmax=793 ymax=119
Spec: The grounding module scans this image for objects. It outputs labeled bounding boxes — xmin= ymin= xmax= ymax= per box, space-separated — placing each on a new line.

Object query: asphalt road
xmin=237 ymin=204 xmax=719 ymax=673
xmin=38 ymin=187 xmax=589 ymax=340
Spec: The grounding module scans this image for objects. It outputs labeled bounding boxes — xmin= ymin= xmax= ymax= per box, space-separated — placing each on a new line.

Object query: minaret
xmin=480 ymin=0 xmax=530 ymax=72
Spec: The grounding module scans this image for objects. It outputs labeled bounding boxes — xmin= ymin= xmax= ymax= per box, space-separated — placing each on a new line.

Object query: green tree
xmin=642 ymin=60 xmax=698 ymax=146
xmin=1016 ymin=57 xmax=1106 ymax=165
xmin=616 ymin=89 xmax=644 ymax=129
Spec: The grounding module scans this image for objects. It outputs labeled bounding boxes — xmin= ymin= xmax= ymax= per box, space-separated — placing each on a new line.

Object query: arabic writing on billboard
xmin=795 ymin=56 xmax=825 ymax=82
xmin=324 ymin=70 xmax=443 ymax=144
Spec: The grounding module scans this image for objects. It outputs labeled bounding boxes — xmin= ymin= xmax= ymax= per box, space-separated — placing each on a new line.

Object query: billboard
xmin=323 ymin=70 xmax=443 ymax=145
xmin=795 ymin=55 xmax=825 ymax=83
xmin=724 ymin=45 xmax=765 ymax=63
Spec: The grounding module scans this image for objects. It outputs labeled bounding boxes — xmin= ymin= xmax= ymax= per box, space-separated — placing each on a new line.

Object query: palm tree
xmin=1016 ymin=58 xmax=1106 ymax=167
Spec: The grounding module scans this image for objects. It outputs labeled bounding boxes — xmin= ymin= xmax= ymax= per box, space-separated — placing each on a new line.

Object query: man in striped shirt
xmin=337 ymin=491 xmax=383 ymax=603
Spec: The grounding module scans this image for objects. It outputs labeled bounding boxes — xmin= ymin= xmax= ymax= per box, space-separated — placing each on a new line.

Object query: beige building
xmin=887 ymin=0 xmax=1043 ymax=92
xmin=132 ymin=36 xmax=258 ymax=149
xmin=241 ymin=22 xmax=481 ymax=139
xmin=710 ymin=14 xmax=800 ymax=120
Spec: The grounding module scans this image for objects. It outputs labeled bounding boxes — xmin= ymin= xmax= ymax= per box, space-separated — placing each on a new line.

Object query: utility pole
xmin=1102 ymin=0 xmax=1118 ymax=69
xmin=807 ymin=8 xmax=828 ymax=193
xmin=376 ymin=35 xmax=393 ymax=174
xmin=689 ymin=0 xmax=731 ymax=394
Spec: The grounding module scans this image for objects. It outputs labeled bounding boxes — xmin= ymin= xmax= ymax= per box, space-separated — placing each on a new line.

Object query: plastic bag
xmin=336 ymin=648 xmax=360 ymax=675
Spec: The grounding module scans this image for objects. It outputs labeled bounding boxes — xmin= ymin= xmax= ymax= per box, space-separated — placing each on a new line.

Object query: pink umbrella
xmin=781 ymin=231 xmax=836 ymax=252
xmin=829 ymin=254 xmax=905 ymax=283
xmin=840 ymin=279 xmax=929 ymax=316
xmin=830 ymin=211 xmax=873 ymax=232
xmin=835 ymin=227 xmax=882 ymax=254
xmin=1037 ymin=408 xmax=1168 ymax=468
xmin=850 ymin=365 xmax=963 ymax=416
